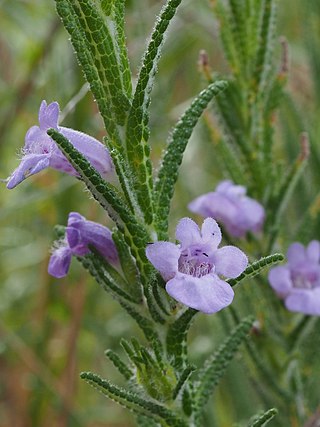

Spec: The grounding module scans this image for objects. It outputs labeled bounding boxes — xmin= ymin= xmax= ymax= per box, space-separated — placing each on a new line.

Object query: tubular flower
xmin=268 ymin=241 xmax=320 ymax=315
xmin=48 ymin=212 xmax=119 ymax=278
xmin=146 ymin=217 xmax=248 ymax=314
xmin=188 ymin=180 xmax=265 ymax=238
xmin=7 ymin=100 xmax=114 ymax=189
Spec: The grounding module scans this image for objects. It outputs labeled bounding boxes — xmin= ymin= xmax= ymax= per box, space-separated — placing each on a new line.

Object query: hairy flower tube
xmin=48 ymin=212 xmax=118 ymax=278
xmin=6 ymin=100 xmax=114 ymax=189
xmin=268 ymin=241 xmax=320 ymax=315
xmin=146 ymin=217 xmax=248 ymax=314
xmin=188 ymin=180 xmax=265 ymax=238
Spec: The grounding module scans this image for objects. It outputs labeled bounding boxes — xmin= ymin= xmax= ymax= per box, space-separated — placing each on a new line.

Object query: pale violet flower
xmin=188 ymin=180 xmax=265 ymax=238
xmin=7 ymin=100 xmax=114 ymax=189
xmin=146 ymin=217 xmax=248 ymax=314
xmin=268 ymin=241 xmax=320 ymax=316
xmin=48 ymin=212 xmax=118 ymax=278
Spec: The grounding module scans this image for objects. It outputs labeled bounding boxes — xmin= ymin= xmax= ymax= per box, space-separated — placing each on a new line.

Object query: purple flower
xmin=7 ymin=100 xmax=114 ymax=189
xmin=146 ymin=217 xmax=248 ymax=314
xmin=48 ymin=212 xmax=119 ymax=278
xmin=268 ymin=241 xmax=320 ymax=316
xmin=188 ymin=180 xmax=265 ymax=238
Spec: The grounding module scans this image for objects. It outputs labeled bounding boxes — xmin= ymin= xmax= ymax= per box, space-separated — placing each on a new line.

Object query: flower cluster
xmin=268 ymin=241 xmax=320 ymax=316
xmin=146 ymin=217 xmax=248 ymax=314
xmin=6 ymin=101 xmax=114 ymax=189
xmin=188 ymin=180 xmax=265 ymax=238
xmin=48 ymin=212 xmax=118 ymax=278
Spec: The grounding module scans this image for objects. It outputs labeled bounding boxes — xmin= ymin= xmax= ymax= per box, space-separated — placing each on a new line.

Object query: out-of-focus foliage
xmin=1 ymin=0 xmax=319 ymax=426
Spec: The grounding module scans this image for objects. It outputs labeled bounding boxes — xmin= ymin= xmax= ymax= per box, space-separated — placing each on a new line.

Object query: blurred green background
xmin=0 ymin=0 xmax=319 ymax=426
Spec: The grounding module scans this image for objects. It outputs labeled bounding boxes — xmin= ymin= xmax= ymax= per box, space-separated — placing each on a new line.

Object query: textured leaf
xmin=106 ymin=141 xmax=141 ymax=217
xmin=203 ymin=111 xmax=247 ymax=185
xmin=119 ymin=300 xmax=163 ymax=356
xmin=54 ymin=0 xmax=130 ymax=143
xmin=125 ymin=0 xmax=183 ymax=225
xmin=96 ymin=0 xmax=132 ymax=97
xmin=193 ymin=316 xmax=254 ymax=424
xmin=172 ymin=365 xmax=196 ymax=400
xmin=227 ymin=253 xmax=284 ymax=287
xmin=248 ymin=408 xmax=278 ymax=427
xmin=252 ymin=0 xmax=277 ymax=93
xmin=80 ymin=372 xmax=188 ymax=426
xmin=136 ymin=415 xmax=159 ymax=427
xmin=112 ymin=230 xmax=143 ymax=301
xmin=228 ymin=0 xmax=248 ymax=73
xmin=166 ymin=309 xmax=197 ymax=370
xmin=105 ymin=349 xmax=134 ymax=380
xmin=212 ymin=1 xmax=240 ymax=75
xmin=267 ymin=133 xmax=309 ymax=250
xmin=79 ymin=252 xmax=138 ymax=304
xmin=154 ymin=81 xmax=228 ymax=238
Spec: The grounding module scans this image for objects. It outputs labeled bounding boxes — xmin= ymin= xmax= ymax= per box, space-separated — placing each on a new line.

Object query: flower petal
xmin=306 ymin=240 xmax=320 ymax=263
xmin=39 ymin=100 xmax=59 ymax=130
xmin=6 ymin=154 xmax=50 ymax=189
xmin=287 ymin=242 xmax=306 ymax=266
xmin=268 ymin=266 xmax=292 ymax=298
xmin=66 ymin=227 xmax=88 ymax=256
xmin=48 ymin=245 xmax=72 ymax=278
xmin=212 ymin=246 xmax=248 ymax=278
xmin=201 ymin=217 xmax=222 ymax=249
xmin=216 ymin=180 xmax=233 ymax=193
xmin=175 ymin=218 xmax=201 ymax=249
xmin=59 ymin=126 xmax=114 ymax=178
xmin=285 ymin=288 xmax=320 ymax=316
xmin=166 ymin=273 xmax=234 ymax=314
xmin=146 ymin=242 xmax=180 ymax=281
xmin=237 ymin=197 xmax=265 ymax=232
xmin=66 ymin=213 xmax=118 ymax=264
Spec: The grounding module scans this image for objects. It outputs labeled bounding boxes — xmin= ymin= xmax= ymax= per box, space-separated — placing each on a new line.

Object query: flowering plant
xmin=3 ymin=0 xmax=320 ymax=426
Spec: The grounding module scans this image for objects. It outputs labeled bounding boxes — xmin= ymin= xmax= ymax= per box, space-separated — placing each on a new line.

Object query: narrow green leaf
xmin=136 ymin=415 xmax=159 ymax=427
xmin=267 ymin=133 xmax=310 ymax=250
xmin=119 ymin=300 xmax=163 ymax=357
xmin=229 ymin=307 xmax=291 ymax=400
xmin=227 ymin=253 xmax=284 ymax=287
xmin=143 ymin=283 xmax=166 ymax=325
xmin=172 ymin=365 xmax=196 ymax=400
xmin=70 ymin=0 xmax=130 ymax=123
xmin=80 ymin=372 xmax=188 ymax=427
xmin=154 ymin=81 xmax=228 ymax=238
xmin=97 ymin=0 xmax=133 ymax=97
xmin=106 ymin=141 xmax=141 ymax=217
xmin=203 ymin=112 xmax=247 ymax=185
xmin=193 ymin=316 xmax=254 ymax=423
xmin=151 ymin=279 xmax=171 ymax=317
xmin=125 ymin=0 xmax=183 ymax=224
xmin=166 ymin=309 xmax=198 ymax=370
xmin=248 ymin=408 xmax=278 ymax=427
xmin=121 ymin=339 xmax=137 ymax=364
xmin=228 ymin=0 xmax=248 ymax=73
xmin=105 ymin=349 xmax=134 ymax=380
xmin=213 ymin=80 xmax=249 ymax=155
xmin=55 ymin=0 xmax=122 ymax=142
xmin=79 ymin=253 xmax=138 ymax=304
xmin=212 ymin=2 xmax=240 ymax=75
xmin=112 ymin=230 xmax=143 ymax=301
xmin=252 ymin=0 xmax=277 ymax=93
xmin=182 ymin=387 xmax=194 ymax=417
